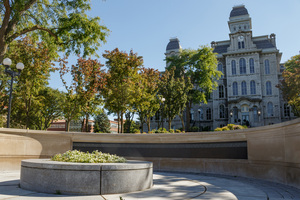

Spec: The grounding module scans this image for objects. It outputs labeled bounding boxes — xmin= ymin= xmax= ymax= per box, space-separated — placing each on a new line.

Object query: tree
xmin=135 ymin=68 xmax=161 ymax=133
xmin=3 ymin=36 xmax=55 ymax=129
xmin=159 ymin=67 xmax=193 ymax=131
xmin=102 ymin=48 xmax=143 ymax=133
xmin=278 ymin=54 xmax=300 ymax=116
xmin=0 ymin=0 xmax=109 ymax=63
xmin=94 ymin=112 xmax=111 ymax=133
xmin=166 ymin=46 xmax=221 ymax=131
xmin=59 ymin=57 xmax=105 ymax=132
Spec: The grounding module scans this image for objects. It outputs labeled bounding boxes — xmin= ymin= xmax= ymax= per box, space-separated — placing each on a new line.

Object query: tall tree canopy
xmin=0 ymin=0 xmax=109 ymax=63
xmin=166 ymin=46 xmax=221 ymax=131
xmin=102 ymin=48 xmax=143 ymax=133
xmin=278 ymin=54 xmax=300 ymax=116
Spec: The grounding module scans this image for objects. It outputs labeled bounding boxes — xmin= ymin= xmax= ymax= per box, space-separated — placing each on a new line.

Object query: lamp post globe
xmin=3 ymin=58 xmax=24 ymax=128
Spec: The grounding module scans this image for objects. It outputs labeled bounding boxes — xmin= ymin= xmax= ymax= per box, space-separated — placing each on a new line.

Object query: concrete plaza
xmin=1 ymin=171 xmax=300 ymax=200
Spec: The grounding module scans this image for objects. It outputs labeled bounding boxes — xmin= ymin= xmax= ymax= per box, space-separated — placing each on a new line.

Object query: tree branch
xmin=0 ymin=0 xmax=11 ymax=38
xmin=7 ymin=25 xmax=58 ymax=42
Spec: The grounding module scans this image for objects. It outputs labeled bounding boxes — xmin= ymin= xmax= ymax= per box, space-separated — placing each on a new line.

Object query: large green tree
xmin=102 ymin=48 xmax=143 ymax=133
xmin=159 ymin=67 xmax=193 ymax=131
xmin=278 ymin=54 xmax=300 ymax=116
xmin=135 ymin=67 xmax=160 ymax=133
xmin=166 ymin=46 xmax=221 ymax=131
xmin=4 ymin=36 xmax=55 ymax=129
xmin=0 ymin=0 xmax=109 ymax=63
xmin=59 ymin=57 xmax=105 ymax=132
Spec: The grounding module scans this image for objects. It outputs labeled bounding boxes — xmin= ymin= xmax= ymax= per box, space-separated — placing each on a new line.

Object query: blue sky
xmin=49 ymin=0 xmax=300 ymax=90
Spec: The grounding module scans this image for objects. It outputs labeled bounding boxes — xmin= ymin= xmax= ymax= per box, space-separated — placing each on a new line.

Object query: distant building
xmin=47 ymin=119 xmax=94 ymax=132
xmin=147 ymin=5 xmax=296 ymax=131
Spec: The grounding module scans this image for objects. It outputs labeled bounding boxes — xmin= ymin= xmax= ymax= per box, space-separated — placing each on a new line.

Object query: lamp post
xmin=3 ymin=58 xmax=24 ymax=128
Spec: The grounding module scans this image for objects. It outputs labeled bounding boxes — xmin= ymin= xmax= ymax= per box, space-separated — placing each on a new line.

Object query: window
xmin=199 ymin=108 xmax=204 ymax=120
xmin=267 ymin=102 xmax=273 ymax=117
xmin=241 ymin=81 xmax=247 ymax=95
xmin=219 ymin=105 xmax=225 ymax=118
xmin=232 ymin=82 xmax=238 ymax=96
xmin=233 ymin=107 xmax=238 ymax=122
xmin=265 ymin=59 xmax=270 ymax=74
xmin=231 ymin=60 xmax=236 ymax=75
xmin=266 ymin=81 xmax=272 ymax=95
xmin=219 ymin=85 xmax=224 ymax=98
xmin=218 ymin=63 xmax=224 ymax=78
xmin=206 ymin=108 xmax=212 ymax=120
xmin=238 ymin=41 xmax=245 ymax=49
xmin=253 ymin=106 xmax=258 ymax=122
xmin=284 ymin=104 xmax=290 ymax=117
xmin=190 ymin=109 xmax=194 ymax=121
xmin=249 ymin=58 xmax=254 ymax=73
xmin=250 ymin=80 xmax=256 ymax=95
xmin=239 ymin=58 xmax=246 ymax=74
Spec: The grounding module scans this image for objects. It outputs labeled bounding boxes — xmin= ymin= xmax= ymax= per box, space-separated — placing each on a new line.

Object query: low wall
xmin=20 ymin=159 xmax=153 ymax=195
xmin=1 ymin=118 xmax=300 ymax=189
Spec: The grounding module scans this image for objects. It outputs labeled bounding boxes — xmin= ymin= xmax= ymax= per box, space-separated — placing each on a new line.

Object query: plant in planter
xmin=51 ymin=150 xmax=127 ymax=163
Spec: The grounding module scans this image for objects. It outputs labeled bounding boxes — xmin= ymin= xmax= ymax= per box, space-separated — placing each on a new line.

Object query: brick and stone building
xmin=148 ymin=5 xmax=296 ymax=131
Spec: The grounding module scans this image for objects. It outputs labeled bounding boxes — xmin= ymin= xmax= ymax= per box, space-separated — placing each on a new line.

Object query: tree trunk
xmin=66 ymin=120 xmax=70 ymax=132
xmin=120 ymin=112 xmax=123 ymax=133
xmin=147 ymin=119 xmax=151 ymax=133
xmin=85 ymin=114 xmax=89 ymax=132
xmin=117 ymin=112 xmax=120 ymax=133
xmin=179 ymin=114 xmax=185 ymax=131
xmin=0 ymin=39 xmax=8 ymax=64
xmin=185 ymin=101 xmax=192 ymax=132
xmin=168 ymin=118 xmax=171 ymax=131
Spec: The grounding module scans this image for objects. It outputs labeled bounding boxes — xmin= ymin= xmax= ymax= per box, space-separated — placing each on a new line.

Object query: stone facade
xmin=147 ymin=5 xmax=296 ymax=131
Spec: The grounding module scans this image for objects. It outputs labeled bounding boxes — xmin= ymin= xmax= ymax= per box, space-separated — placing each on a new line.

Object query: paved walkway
xmin=1 ymin=171 xmax=300 ymax=200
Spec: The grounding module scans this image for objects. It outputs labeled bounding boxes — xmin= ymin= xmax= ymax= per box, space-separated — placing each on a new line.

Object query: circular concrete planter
xmin=20 ymin=159 xmax=153 ymax=195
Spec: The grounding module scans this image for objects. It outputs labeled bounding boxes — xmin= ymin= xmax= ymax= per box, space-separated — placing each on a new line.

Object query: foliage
xmin=135 ymin=68 xmax=160 ymax=133
xmin=159 ymin=67 xmax=193 ymax=131
xmin=59 ymin=57 xmax=104 ymax=131
xmin=214 ymin=124 xmax=246 ymax=131
xmin=124 ymin=120 xmax=140 ymax=133
xmin=278 ymin=54 xmax=300 ymax=116
xmin=3 ymin=37 xmax=57 ymax=129
xmin=0 ymin=0 xmax=109 ymax=63
xmin=156 ymin=128 xmax=169 ymax=133
xmin=102 ymin=48 xmax=143 ymax=133
xmin=51 ymin=150 xmax=126 ymax=163
xmin=189 ymin=126 xmax=199 ymax=132
xmin=94 ymin=112 xmax=111 ymax=133
xmin=166 ymin=46 xmax=221 ymax=131
xmin=169 ymin=129 xmax=175 ymax=133
xmin=175 ymin=129 xmax=181 ymax=133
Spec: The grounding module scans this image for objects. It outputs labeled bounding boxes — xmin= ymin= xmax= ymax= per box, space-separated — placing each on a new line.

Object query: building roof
xmin=253 ymin=40 xmax=275 ymax=49
xmin=230 ymin=5 xmax=248 ymax=17
xmin=166 ymin=38 xmax=181 ymax=51
xmin=213 ymin=44 xmax=230 ymax=54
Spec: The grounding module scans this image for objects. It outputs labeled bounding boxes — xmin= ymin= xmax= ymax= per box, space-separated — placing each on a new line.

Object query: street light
xmin=3 ymin=58 xmax=24 ymax=128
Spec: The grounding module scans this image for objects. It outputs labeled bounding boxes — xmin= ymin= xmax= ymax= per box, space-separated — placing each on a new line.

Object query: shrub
xmin=222 ymin=127 xmax=230 ymax=131
xmin=51 ymin=150 xmax=127 ymax=163
xmin=189 ymin=126 xmax=199 ymax=132
xmin=226 ymin=124 xmax=235 ymax=130
xmin=175 ymin=129 xmax=181 ymax=133
xmin=157 ymin=128 xmax=169 ymax=133
xmin=234 ymin=125 xmax=244 ymax=130
xmin=214 ymin=127 xmax=223 ymax=131
xmin=169 ymin=129 xmax=175 ymax=133
xmin=149 ymin=129 xmax=156 ymax=134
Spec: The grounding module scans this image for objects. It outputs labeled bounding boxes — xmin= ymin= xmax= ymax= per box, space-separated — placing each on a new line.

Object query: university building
xmin=148 ymin=5 xmax=296 ymax=131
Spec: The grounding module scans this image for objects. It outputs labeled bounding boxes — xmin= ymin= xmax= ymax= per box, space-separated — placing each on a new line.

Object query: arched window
xmin=231 ymin=60 xmax=236 ymax=75
xmin=241 ymin=81 xmax=247 ymax=95
xmin=233 ymin=107 xmax=238 ymax=122
xmin=232 ymin=82 xmax=238 ymax=96
xmin=267 ymin=102 xmax=273 ymax=117
xmin=250 ymin=80 xmax=256 ymax=95
xmin=265 ymin=59 xmax=270 ymax=74
xmin=266 ymin=81 xmax=272 ymax=95
xmin=219 ymin=85 xmax=224 ymax=98
xmin=249 ymin=58 xmax=254 ymax=73
xmin=218 ymin=63 xmax=224 ymax=78
xmin=239 ymin=58 xmax=246 ymax=74
xmin=219 ymin=105 xmax=225 ymax=118
xmin=199 ymin=108 xmax=204 ymax=120
xmin=284 ymin=104 xmax=290 ymax=117
xmin=253 ymin=106 xmax=258 ymax=122
xmin=206 ymin=108 xmax=212 ymax=120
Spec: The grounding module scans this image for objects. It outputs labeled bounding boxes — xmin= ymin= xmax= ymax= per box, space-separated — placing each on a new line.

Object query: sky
xmin=49 ymin=0 xmax=300 ymax=90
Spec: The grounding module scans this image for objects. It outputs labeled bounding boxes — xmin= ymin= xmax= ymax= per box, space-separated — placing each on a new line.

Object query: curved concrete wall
xmin=1 ymin=118 xmax=300 ymax=189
